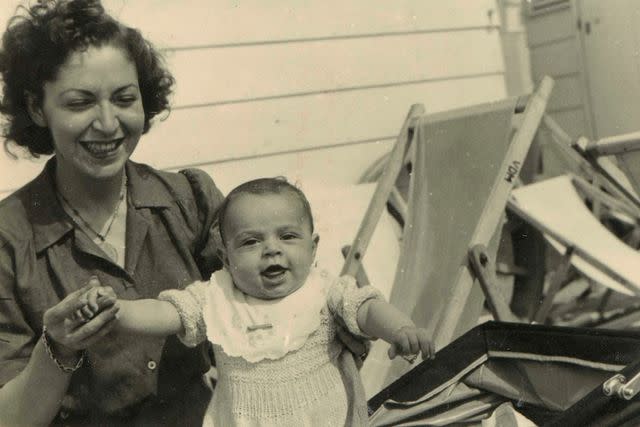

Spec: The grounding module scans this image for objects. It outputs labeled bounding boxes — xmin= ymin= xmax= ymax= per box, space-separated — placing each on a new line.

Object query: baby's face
xmin=220 ymin=192 xmax=318 ymax=299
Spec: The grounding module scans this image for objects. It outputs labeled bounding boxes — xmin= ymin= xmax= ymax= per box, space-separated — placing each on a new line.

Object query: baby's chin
xmin=249 ymin=282 xmax=305 ymax=300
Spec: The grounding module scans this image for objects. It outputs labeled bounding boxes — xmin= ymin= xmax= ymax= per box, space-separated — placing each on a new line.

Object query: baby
xmin=77 ymin=177 xmax=433 ymax=426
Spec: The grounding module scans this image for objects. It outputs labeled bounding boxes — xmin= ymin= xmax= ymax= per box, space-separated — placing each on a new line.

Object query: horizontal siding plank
xmin=1 ymin=75 xmax=506 ymax=196
xmin=105 ymin=0 xmax=500 ymax=48
xmin=529 ymin=38 xmax=579 ymax=78
xmin=133 ymin=75 xmax=507 ymax=170
xmin=0 ymin=141 xmax=392 ymax=200
xmin=169 ymin=140 xmax=395 ymax=194
xmin=526 ymin=7 xmax=575 ymax=47
xmin=167 ymin=30 xmax=505 ymax=107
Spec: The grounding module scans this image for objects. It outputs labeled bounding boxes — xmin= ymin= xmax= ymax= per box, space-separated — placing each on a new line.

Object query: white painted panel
xmin=547 ymin=75 xmax=582 ymax=112
xmin=0 ymin=140 xmax=392 ymax=200
xmin=103 ymin=0 xmax=500 ymax=48
xmin=526 ymin=7 xmax=575 ymax=47
xmin=167 ymin=30 xmax=505 ymax=107
xmin=550 ymin=108 xmax=587 ymax=139
xmin=0 ymin=152 xmax=49 ymax=194
xmin=530 ymin=38 xmax=579 ymax=77
xmin=133 ymin=75 xmax=507 ymax=170
xmin=169 ymin=140 xmax=394 ymax=194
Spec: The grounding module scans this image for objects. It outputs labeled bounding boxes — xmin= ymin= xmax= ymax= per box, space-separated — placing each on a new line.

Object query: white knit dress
xmin=159 ymin=267 xmax=381 ymax=427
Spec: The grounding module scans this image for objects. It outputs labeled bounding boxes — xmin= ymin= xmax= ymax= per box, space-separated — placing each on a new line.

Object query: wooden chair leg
xmin=533 ymin=247 xmax=575 ymax=324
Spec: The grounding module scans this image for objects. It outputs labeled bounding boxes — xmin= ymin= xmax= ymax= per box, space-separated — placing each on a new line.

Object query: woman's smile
xmin=79 ymin=137 xmax=126 ymax=158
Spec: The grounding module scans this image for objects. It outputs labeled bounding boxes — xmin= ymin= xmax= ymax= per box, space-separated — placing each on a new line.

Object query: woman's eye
xmin=66 ymin=99 xmax=92 ymax=109
xmin=114 ymin=95 xmax=138 ymax=106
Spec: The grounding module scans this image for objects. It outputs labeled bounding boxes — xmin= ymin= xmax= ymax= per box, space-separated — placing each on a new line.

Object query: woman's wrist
xmin=41 ymin=326 xmax=85 ymax=373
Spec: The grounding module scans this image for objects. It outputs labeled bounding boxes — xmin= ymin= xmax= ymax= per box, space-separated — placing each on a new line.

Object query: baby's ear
xmin=311 ymin=233 xmax=320 ymax=257
xmin=217 ymin=247 xmax=230 ymax=269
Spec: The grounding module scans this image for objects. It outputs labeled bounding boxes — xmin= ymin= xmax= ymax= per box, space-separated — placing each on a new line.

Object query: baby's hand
xmin=73 ymin=286 xmax=117 ymax=323
xmin=388 ymin=326 xmax=435 ymax=363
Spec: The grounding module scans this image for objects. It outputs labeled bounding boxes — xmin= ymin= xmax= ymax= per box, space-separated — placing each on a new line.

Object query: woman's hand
xmin=335 ymin=323 xmax=371 ymax=369
xmin=42 ymin=277 xmax=120 ymax=361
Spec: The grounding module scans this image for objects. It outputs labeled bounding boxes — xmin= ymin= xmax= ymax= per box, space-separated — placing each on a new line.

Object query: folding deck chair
xmin=507 ymin=118 xmax=640 ymax=327
xmin=340 ymin=77 xmax=554 ymax=393
xmin=507 ymin=174 xmax=640 ymax=328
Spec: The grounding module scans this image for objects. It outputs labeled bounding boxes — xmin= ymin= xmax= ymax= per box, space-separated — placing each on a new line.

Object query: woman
xmin=0 ymin=1 xmax=367 ymax=425
xmin=0 ymin=0 xmax=225 ymax=425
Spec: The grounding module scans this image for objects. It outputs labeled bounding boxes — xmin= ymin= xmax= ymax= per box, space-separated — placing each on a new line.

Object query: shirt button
xmin=147 ymin=360 xmax=157 ymax=371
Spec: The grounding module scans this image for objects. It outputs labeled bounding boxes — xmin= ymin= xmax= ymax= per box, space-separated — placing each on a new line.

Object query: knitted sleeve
xmin=158 ymin=280 xmax=209 ymax=347
xmin=326 ymin=275 xmax=384 ymax=339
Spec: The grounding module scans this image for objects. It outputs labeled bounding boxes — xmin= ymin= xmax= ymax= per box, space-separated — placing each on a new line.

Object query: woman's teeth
xmin=83 ymin=140 xmax=122 ymax=155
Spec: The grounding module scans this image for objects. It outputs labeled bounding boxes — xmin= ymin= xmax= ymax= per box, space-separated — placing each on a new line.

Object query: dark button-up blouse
xmin=0 ymin=159 xmax=224 ymax=425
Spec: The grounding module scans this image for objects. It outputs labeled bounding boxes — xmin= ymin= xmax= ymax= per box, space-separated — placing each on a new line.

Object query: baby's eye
xmin=280 ymin=233 xmax=299 ymax=241
xmin=241 ymin=238 xmax=260 ymax=247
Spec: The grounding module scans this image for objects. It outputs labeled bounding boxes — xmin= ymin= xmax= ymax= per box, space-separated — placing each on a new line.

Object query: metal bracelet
xmin=41 ymin=326 xmax=85 ymax=373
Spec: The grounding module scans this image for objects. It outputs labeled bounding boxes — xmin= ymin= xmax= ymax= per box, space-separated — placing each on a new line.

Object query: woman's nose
xmin=92 ymin=103 xmax=120 ymax=135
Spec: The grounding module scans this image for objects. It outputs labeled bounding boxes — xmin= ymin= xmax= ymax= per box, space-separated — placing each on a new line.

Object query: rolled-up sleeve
xmin=0 ymin=238 xmax=35 ymax=387
xmin=158 ymin=280 xmax=210 ymax=347
xmin=326 ymin=275 xmax=384 ymax=339
xmin=179 ymin=169 xmax=226 ymax=279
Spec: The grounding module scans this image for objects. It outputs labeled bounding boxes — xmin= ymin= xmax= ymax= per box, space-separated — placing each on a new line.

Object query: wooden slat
xmin=1 ymin=75 xmax=506 ymax=196
xmin=133 ymin=75 xmax=507 ymax=170
xmin=167 ymin=30 xmax=504 ymax=107
xmin=165 ymin=140 xmax=394 ymax=194
xmin=526 ymin=7 xmax=575 ymax=47
xmin=340 ymin=104 xmax=424 ymax=277
xmin=104 ymin=0 xmax=500 ymax=48
xmin=432 ymin=76 xmax=553 ymax=348
xmin=530 ymin=38 xmax=580 ymax=78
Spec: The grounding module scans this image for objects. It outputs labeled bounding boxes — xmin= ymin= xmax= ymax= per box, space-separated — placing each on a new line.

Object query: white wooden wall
xmin=526 ymin=2 xmax=590 ymax=139
xmin=0 ymin=0 xmax=506 ymax=198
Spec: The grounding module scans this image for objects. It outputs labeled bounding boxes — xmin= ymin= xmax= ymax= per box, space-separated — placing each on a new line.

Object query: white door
xmin=578 ymin=0 xmax=640 ymax=138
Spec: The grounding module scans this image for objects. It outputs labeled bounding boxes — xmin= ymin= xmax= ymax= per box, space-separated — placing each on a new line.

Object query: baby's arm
xmin=73 ymin=287 xmax=183 ymax=337
xmin=357 ymin=299 xmax=435 ymax=361
xmin=117 ymin=299 xmax=182 ymax=337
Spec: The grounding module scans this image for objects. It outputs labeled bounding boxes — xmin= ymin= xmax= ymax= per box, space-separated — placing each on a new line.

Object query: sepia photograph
xmin=0 ymin=0 xmax=639 ymax=425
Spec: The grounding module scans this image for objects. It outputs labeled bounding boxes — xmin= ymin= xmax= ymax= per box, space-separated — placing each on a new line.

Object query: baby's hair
xmin=217 ymin=177 xmax=314 ymax=244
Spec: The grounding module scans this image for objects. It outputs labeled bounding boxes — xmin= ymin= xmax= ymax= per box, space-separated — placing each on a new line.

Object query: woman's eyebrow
xmin=114 ymin=83 xmax=140 ymax=93
xmin=59 ymin=83 xmax=139 ymax=97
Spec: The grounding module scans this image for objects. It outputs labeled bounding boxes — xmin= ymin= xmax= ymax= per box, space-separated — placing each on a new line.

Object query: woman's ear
xmin=25 ymin=92 xmax=47 ymax=127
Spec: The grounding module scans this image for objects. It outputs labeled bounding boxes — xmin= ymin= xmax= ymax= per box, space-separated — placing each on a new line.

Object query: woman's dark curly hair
xmin=0 ymin=0 xmax=175 ymax=157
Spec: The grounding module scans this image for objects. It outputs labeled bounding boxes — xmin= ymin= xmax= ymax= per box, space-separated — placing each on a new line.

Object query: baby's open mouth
xmin=80 ymin=138 xmax=125 ymax=157
xmin=261 ymin=264 xmax=288 ymax=279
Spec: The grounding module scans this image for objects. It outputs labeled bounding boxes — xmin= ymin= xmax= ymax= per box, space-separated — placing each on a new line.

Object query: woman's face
xmin=32 ymin=44 xmax=144 ymax=181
